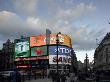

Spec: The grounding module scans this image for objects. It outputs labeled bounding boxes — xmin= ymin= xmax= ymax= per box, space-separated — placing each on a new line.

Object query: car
xmin=18 ymin=71 xmax=29 ymax=76
xmin=1 ymin=71 xmax=14 ymax=77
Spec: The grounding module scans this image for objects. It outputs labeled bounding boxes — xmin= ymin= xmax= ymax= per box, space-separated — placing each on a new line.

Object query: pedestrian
xmin=74 ymin=76 xmax=78 ymax=82
xmin=60 ymin=72 xmax=66 ymax=82
xmin=10 ymin=71 xmax=16 ymax=82
xmin=70 ymin=73 xmax=75 ymax=82
xmin=95 ymin=71 xmax=101 ymax=82
xmin=16 ymin=71 xmax=21 ymax=82
xmin=51 ymin=72 xmax=56 ymax=82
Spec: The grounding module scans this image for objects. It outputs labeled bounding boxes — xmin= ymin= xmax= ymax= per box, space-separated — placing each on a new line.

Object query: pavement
xmin=25 ymin=78 xmax=94 ymax=82
xmin=25 ymin=78 xmax=71 ymax=82
xmin=25 ymin=78 xmax=52 ymax=82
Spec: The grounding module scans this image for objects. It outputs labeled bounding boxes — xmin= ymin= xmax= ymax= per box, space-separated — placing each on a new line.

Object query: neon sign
xmin=17 ymin=65 xmax=31 ymax=68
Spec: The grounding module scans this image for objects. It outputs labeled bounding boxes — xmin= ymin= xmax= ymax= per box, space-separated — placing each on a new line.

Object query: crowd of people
xmin=48 ymin=71 xmax=78 ymax=82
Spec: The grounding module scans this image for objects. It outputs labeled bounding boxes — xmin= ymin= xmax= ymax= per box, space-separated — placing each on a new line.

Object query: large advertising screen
xmin=31 ymin=46 xmax=47 ymax=57
xmin=49 ymin=55 xmax=71 ymax=65
xmin=30 ymin=34 xmax=71 ymax=47
xmin=15 ymin=41 xmax=30 ymax=58
xmin=49 ymin=46 xmax=71 ymax=55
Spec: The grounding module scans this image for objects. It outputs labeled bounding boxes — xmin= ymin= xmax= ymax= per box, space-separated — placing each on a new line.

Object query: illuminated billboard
xmin=15 ymin=41 xmax=30 ymax=58
xmin=49 ymin=46 xmax=71 ymax=55
xmin=30 ymin=35 xmax=45 ymax=47
xmin=15 ymin=56 xmax=49 ymax=61
xmin=31 ymin=46 xmax=47 ymax=57
xmin=30 ymin=34 xmax=71 ymax=47
xmin=49 ymin=55 xmax=71 ymax=65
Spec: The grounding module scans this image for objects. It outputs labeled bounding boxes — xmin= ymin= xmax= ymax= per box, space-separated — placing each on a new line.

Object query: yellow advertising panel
xmin=30 ymin=34 xmax=72 ymax=47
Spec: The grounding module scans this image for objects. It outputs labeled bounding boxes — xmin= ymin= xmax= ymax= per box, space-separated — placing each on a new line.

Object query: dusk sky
xmin=0 ymin=0 xmax=110 ymax=62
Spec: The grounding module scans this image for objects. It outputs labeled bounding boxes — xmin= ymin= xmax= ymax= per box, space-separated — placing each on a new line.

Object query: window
xmin=106 ymin=48 xmax=108 ymax=53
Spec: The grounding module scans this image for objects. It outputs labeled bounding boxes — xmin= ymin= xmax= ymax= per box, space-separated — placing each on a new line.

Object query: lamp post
xmin=56 ymin=32 xmax=61 ymax=81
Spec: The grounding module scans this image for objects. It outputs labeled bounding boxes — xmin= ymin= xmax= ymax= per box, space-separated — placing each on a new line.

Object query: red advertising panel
xmin=15 ymin=56 xmax=49 ymax=61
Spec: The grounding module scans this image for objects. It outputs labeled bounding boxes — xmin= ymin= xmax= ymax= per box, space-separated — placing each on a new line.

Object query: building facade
xmin=94 ymin=33 xmax=110 ymax=71
xmin=77 ymin=60 xmax=83 ymax=71
xmin=0 ymin=50 xmax=3 ymax=71
xmin=71 ymin=49 xmax=78 ymax=73
xmin=2 ymin=39 xmax=14 ymax=70
xmin=14 ymin=34 xmax=75 ymax=76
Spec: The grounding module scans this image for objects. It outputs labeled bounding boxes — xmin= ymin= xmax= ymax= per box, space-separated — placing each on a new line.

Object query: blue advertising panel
xmin=49 ymin=46 xmax=71 ymax=55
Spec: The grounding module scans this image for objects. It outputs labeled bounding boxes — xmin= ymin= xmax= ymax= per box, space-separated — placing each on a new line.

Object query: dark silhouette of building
xmin=2 ymin=39 xmax=14 ymax=70
xmin=78 ymin=60 xmax=83 ymax=71
xmin=94 ymin=33 xmax=110 ymax=71
xmin=71 ymin=49 xmax=78 ymax=73
xmin=0 ymin=50 xmax=4 ymax=71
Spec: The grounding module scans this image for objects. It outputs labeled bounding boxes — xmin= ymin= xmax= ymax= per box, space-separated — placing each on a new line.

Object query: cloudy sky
xmin=0 ymin=0 xmax=110 ymax=62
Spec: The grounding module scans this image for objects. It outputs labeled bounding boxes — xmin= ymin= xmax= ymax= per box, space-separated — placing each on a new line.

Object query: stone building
xmin=0 ymin=50 xmax=3 ymax=71
xmin=94 ymin=33 xmax=110 ymax=71
xmin=71 ymin=49 xmax=78 ymax=73
xmin=2 ymin=39 xmax=14 ymax=70
xmin=77 ymin=60 xmax=83 ymax=71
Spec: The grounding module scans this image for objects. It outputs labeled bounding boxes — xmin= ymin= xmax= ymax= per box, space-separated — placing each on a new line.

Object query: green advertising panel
xmin=31 ymin=46 xmax=47 ymax=56
xmin=15 ymin=41 xmax=30 ymax=58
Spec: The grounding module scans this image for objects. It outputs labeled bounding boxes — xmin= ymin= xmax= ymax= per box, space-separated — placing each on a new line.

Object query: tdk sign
xmin=49 ymin=46 xmax=71 ymax=55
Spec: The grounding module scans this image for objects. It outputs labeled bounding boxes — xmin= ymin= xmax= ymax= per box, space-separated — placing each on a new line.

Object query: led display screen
xmin=15 ymin=41 xmax=30 ymax=58
xmin=49 ymin=46 xmax=71 ymax=55
xmin=31 ymin=46 xmax=47 ymax=56
xmin=15 ymin=56 xmax=49 ymax=61
xmin=30 ymin=34 xmax=71 ymax=47
xmin=49 ymin=55 xmax=71 ymax=65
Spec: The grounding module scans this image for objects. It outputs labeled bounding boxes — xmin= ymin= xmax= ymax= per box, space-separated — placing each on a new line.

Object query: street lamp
xmin=56 ymin=32 xmax=61 ymax=81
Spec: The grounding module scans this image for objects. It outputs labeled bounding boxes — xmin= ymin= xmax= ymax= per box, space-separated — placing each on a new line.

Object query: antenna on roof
xmin=96 ymin=38 xmax=99 ymax=45
xmin=108 ymin=21 xmax=110 ymax=24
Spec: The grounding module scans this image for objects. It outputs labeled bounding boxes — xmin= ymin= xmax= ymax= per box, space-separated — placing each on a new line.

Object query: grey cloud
xmin=0 ymin=10 xmax=47 ymax=49
xmin=48 ymin=21 xmax=106 ymax=51
xmin=56 ymin=3 xmax=96 ymax=21
xmin=0 ymin=11 xmax=47 ymax=40
xmin=11 ymin=0 xmax=38 ymax=16
xmin=0 ymin=2 xmax=106 ymax=51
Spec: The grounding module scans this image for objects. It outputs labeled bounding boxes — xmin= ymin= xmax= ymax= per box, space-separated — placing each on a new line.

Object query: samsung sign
xmin=49 ymin=46 xmax=71 ymax=65
xmin=49 ymin=46 xmax=71 ymax=55
xmin=49 ymin=55 xmax=71 ymax=65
